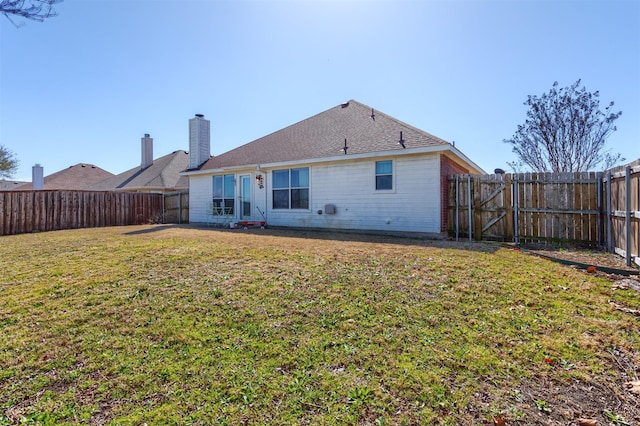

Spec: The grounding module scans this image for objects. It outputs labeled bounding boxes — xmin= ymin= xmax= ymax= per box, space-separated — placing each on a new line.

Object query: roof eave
xmin=183 ymin=145 xmax=480 ymax=175
xmin=442 ymin=145 xmax=487 ymax=175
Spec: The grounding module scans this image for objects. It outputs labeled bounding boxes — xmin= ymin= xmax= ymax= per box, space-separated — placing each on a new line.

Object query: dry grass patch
xmin=0 ymin=225 xmax=638 ymax=425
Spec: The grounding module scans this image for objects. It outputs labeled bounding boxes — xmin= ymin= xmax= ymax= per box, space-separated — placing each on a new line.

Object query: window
xmin=375 ymin=160 xmax=393 ymax=190
xmin=212 ymin=174 xmax=235 ymax=214
xmin=272 ymin=167 xmax=309 ymax=209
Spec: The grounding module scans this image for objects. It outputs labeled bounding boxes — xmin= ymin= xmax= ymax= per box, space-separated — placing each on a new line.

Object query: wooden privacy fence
xmin=605 ymin=160 xmax=640 ymax=267
xmin=0 ymin=191 xmax=164 ymax=236
xmin=448 ymin=159 xmax=639 ymax=267
xmin=163 ymin=191 xmax=189 ymax=224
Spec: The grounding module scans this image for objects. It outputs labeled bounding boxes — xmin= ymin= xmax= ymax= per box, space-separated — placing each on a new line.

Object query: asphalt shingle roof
xmin=16 ymin=164 xmax=114 ymax=190
xmin=198 ymin=100 xmax=452 ymax=170
xmin=0 ymin=180 xmax=28 ymax=190
xmin=89 ymin=150 xmax=189 ymax=191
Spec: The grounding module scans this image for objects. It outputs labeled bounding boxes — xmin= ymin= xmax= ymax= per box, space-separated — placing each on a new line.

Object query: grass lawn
xmin=0 ymin=225 xmax=638 ymax=425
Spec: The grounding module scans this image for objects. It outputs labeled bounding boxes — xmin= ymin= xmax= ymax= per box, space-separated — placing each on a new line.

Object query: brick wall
xmin=440 ymin=155 xmax=469 ymax=232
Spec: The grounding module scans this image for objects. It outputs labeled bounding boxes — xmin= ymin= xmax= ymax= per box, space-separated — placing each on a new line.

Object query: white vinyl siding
xmin=265 ymin=154 xmax=441 ymax=233
xmin=189 ymin=153 xmax=441 ymax=233
xmin=188 ymin=174 xmax=213 ymax=223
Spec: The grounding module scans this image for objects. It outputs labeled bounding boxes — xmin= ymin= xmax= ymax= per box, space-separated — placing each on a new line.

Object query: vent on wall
xmin=324 ymin=204 xmax=336 ymax=214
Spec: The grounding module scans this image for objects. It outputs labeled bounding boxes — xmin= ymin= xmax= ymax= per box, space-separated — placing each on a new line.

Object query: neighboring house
xmin=89 ymin=134 xmax=189 ymax=193
xmin=183 ymin=100 xmax=485 ymax=234
xmin=0 ymin=180 xmax=28 ymax=190
xmin=16 ymin=164 xmax=114 ymax=190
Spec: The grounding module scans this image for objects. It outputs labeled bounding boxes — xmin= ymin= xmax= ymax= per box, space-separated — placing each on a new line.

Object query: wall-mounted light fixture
xmin=256 ymin=174 xmax=264 ymax=189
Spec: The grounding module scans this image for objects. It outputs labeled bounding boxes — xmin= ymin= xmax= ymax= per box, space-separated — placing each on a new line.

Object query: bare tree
xmin=0 ymin=145 xmax=19 ymax=179
xmin=1 ymin=0 xmax=62 ymax=26
xmin=504 ymin=80 xmax=623 ymax=172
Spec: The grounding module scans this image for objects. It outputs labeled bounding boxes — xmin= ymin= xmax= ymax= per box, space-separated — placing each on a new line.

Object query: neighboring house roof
xmin=196 ymin=99 xmax=466 ymax=171
xmin=89 ymin=150 xmax=189 ymax=192
xmin=0 ymin=180 xmax=28 ymax=190
xmin=17 ymin=164 xmax=114 ymax=190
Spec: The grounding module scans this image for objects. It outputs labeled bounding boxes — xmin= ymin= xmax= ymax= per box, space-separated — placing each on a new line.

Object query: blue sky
xmin=1 ymin=0 xmax=638 ymax=181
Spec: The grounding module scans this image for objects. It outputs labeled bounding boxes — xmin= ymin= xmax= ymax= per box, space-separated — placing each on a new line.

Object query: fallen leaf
xmin=586 ymin=265 xmax=597 ymax=273
xmin=626 ymin=380 xmax=640 ymax=395
xmin=614 ymin=279 xmax=640 ymax=292
xmin=577 ymin=419 xmax=597 ymax=426
xmin=610 ymin=301 xmax=640 ymax=316
xmin=493 ymin=415 xmax=506 ymax=426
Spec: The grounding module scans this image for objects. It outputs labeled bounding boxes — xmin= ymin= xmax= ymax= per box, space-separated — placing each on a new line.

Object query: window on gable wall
xmin=212 ymin=174 xmax=235 ymax=214
xmin=272 ymin=167 xmax=309 ymax=209
xmin=375 ymin=160 xmax=393 ymax=190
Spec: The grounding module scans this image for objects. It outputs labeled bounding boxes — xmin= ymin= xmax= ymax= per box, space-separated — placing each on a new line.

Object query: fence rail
xmin=448 ymin=159 xmax=639 ymax=268
xmin=0 ymin=190 xmax=164 ymax=236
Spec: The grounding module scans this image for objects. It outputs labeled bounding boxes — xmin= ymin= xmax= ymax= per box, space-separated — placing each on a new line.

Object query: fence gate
xmin=163 ymin=191 xmax=189 ymax=224
xmin=449 ymin=172 xmax=603 ymax=245
xmin=473 ymin=174 xmax=513 ymax=241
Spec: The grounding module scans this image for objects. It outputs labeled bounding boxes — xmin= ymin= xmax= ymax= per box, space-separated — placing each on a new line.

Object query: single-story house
xmin=183 ymin=100 xmax=485 ymax=234
xmin=0 ymin=180 xmax=28 ymax=190
xmin=16 ymin=163 xmax=114 ymax=190
xmin=88 ymin=134 xmax=189 ymax=193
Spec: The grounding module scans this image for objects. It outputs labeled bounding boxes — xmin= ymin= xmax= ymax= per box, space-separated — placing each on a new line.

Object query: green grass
xmin=0 ymin=225 xmax=638 ymax=425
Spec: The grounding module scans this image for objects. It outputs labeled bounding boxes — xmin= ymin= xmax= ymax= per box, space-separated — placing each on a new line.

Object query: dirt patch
xmin=517 ymin=243 xmax=638 ymax=276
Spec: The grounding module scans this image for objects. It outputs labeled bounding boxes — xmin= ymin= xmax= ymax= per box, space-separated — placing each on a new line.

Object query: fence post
xmin=513 ymin=175 xmax=519 ymax=244
xmin=607 ymin=171 xmax=613 ymax=252
xmin=597 ymin=173 xmax=602 ymax=246
xmin=625 ymin=166 xmax=631 ymax=266
xmin=455 ymin=175 xmax=459 ymax=241
xmin=504 ymin=174 xmax=513 ymax=242
xmin=467 ymin=174 xmax=472 ymax=242
xmin=473 ymin=175 xmax=483 ymax=241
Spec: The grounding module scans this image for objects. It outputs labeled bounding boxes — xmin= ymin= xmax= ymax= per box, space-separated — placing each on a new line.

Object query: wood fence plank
xmin=0 ymin=191 xmax=163 ymax=236
xmin=0 ymin=192 xmax=5 ymax=235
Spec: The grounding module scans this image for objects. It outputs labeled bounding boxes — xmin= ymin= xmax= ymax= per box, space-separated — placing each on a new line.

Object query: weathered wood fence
xmin=0 ymin=191 xmax=164 ymax=236
xmin=449 ymin=159 xmax=639 ymax=267
xmin=163 ymin=191 xmax=189 ymax=224
xmin=606 ymin=160 xmax=640 ymax=267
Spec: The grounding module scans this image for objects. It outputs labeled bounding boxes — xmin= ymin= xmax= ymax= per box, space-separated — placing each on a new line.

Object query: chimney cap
xmin=144 ymin=133 xmax=150 ymax=137
xmin=195 ymin=113 xmax=204 ymax=118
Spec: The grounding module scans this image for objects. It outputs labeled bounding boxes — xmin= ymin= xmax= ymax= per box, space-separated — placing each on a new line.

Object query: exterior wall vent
xmin=324 ymin=204 xmax=336 ymax=214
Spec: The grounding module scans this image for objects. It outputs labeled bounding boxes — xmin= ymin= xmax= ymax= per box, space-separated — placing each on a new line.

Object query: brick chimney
xmin=141 ymin=133 xmax=153 ymax=169
xmin=189 ymin=114 xmax=210 ymax=169
xmin=32 ymin=164 xmax=44 ymax=190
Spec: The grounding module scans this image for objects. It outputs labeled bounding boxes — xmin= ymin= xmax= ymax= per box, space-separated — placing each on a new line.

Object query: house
xmin=0 ymin=180 xmax=28 ymax=190
xmin=88 ymin=134 xmax=189 ymax=193
xmin=183 ymin=100 xmax=485 ymax=234
xmin=16 ymin=163 xmax=114 ymax=190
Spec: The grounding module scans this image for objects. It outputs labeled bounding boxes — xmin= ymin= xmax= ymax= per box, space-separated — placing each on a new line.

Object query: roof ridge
xmin=197 ymin=99 xmax=455 ymax=171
